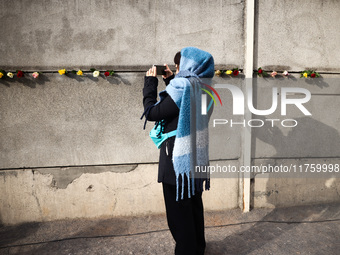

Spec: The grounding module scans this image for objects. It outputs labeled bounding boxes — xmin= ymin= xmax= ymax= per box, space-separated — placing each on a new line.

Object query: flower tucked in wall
xmin=17 ymin=70 xmax=24 ymax=78
xmin=32 ymin=72 xmax=40 ymax=79
xmin=257 ymin=67 xmax=268 ymax=77
xmin=215 ymin=70 xmax=222 ymax=76
xmin=271 ymin=71 xmax=278 ymax=78
xmin=300 ymin=70 xmax=320 ymax=78
xmin=77 ymin=70 xmax=83 ymax=76
xmin=104 ymin=70 xmax=114 ymax=77
xmin=58 ymin=69 xmax=66 ymax=75
xmin=232 ymin=68 xmax=240 ymax=76
xmin=215 ymin=69 xmax=241 ymax=77
xmin=0 ymin=70 xmax=5 ymax=78
xmin=91 ymin=68 xmax=100 ymax=77
xmin=283 ymin=70 xmax=289 ymax=77
xmin=7 ymin=72 xmax=14 ymax=78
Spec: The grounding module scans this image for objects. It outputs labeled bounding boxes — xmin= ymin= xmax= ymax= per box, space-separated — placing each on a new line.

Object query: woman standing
xmin=142 ymin=47 xmax=214 ymax=255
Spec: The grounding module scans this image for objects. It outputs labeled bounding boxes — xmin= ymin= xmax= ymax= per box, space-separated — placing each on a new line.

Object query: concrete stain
xmin=74 ymin=28 xmax=116 ymax=51
xmin=254 ymin=190 xmax=279 ymax=198
xmin=34 ymin=164 xmax=138 ymax=189
xmin=53 ymin=17 xmax=74 ymax=53
xmin=35 ymin=29 xmax=53 ymax=54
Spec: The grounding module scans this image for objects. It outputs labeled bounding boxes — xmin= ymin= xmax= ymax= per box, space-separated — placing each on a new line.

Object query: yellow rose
xmin=58 ymin=69 xmax=66 ymax=75
xmin=303 ymin=72 xmax=308 ymax=78
xmin=226 ymin=70 xmax=232 ymax=75
xmin=77 ymin=70 xmax=83 ymax=76
xmin=0 ymin=72 xmax=3 ymax=78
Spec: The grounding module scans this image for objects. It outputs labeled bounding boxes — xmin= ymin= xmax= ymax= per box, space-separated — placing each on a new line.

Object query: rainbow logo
xmin=201 ymin=83 xmax=222 ymax=113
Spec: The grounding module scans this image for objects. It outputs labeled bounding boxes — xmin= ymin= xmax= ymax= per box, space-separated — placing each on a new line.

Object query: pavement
xmin=1 ymin=203 xmax=340 ymax=255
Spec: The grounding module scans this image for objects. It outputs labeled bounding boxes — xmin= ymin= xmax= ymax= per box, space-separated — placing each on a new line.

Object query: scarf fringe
xmin=175 ymin=173 xmax=210 ymax=201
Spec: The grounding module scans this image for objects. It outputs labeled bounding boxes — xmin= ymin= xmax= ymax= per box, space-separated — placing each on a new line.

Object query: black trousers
xmin=162 ymin=182 xmax=206 ymax=255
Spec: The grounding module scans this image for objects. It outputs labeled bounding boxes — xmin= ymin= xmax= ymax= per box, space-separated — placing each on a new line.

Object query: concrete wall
xmin=0 ymin=72 xmax=242 ymax=225
xmin=1 ymin=0 xmax=340 ymax=225
xmin=256 ymin=0 xmax=340 ymax=72
xmin=0 ymin=0 xmax=245 ymax=225
xmin=0 ymin=0 xmax=245 ymax=70
xmin=251 ymin=75 xmax=340 ymax=208
xmin=0 ymin=162 xmax=239 ymax=225
xmin=253 ymin=0 xmax=340 ymax=207
xmin=0 ymin=74 xmax=242 ymax=169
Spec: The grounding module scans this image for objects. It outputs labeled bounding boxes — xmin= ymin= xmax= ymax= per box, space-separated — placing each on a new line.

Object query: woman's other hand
xmin=162 ymin=64 xmax=173 ymax=79
xmin=146 ymin=66 xmax=157 ymax=77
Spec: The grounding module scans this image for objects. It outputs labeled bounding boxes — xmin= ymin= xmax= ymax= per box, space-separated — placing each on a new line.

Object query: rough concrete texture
xmin=0 ymin=160 xmax=239 ymax=225
xmin=1 ymin=203 xmax=340 ymax=254
xmin=252 ymin=74 xmax=340 ymax=95
xmin=252 ymin=74 xmax=340 ymax=158
xmin=0 ymin=72 xmax=159 ymax=168
xmin=0 ymin=0 xmax=245 ymax=70
xmin=0 ymin=73 xmax=243 ymax=169
xmin=256 ymin=0 xmax=340 ymax=72
xmin=208 ymin=76 xmax=245 ymax=160
xmin=253 ymin=158 xmax=340 ymax=208
xmin=35 ymin=165 xmax=138 ymax=189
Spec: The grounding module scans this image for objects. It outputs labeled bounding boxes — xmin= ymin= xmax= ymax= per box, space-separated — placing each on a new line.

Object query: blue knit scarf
xmin=159 ymin=47 xmax=214 ymax=200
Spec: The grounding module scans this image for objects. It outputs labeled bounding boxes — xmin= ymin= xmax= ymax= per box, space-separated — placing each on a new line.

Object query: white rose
xmin=93 ymin=71 xmax=100 ymax=77
xmin=7 ymin=72 xmax=14 ymax=78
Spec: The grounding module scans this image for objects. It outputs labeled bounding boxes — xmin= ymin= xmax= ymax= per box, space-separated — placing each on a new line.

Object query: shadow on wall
xmin=82 ymin=73 xmax=133 ymax=85
xmin=105 ymin=73 xmax=132 ymax=86
xmin=204 ymin=72 xmax=340 ymax=254
xmin=0 ymin=72 xmax=132 ymax=88
xmin=53 ymin=73 xmax=132 ymax=86
xmin=252 ymin=114 xmax=340 ymax=205
xmin=248 ymin=74 xmax=340 ymax=217
xmin=0 ymin=74 xmax=50 ymax=88
xmin=253 ymin=115 xmax=340 ymax=158
xmin=0 ymin=222 xmax=41 ymax=249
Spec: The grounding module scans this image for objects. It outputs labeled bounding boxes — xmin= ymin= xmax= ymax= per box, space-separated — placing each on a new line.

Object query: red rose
xmin=233 ymin=70 xmax=239 ymax=76
xmin=258 ymin=69 xmax=263 ymax=74
xmin=311 ymin=73 xmax=316 ymax=78
xmin=104 ymin=71 xmax=110 ymax=77
xmin=17 ymin=70 xmax=24 ymax=78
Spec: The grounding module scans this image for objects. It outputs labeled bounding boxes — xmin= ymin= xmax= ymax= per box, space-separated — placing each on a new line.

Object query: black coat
xmin=143 ymin=75 xmax=179 ymax=185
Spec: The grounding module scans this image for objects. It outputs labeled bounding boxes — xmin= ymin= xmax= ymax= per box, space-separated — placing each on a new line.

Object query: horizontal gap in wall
xmin=0 ymin=159 xmax=240 ymax=171
xmin=1 ymin=157 xmax=336 ymax=171
xmin=310 ymin=94 xmax=340 ymax=96
xmin=0 ymin=162 xmax=153 ymax=171
xmin=252 ymin=156 xmax=340 ymax=160
xmin=255 ymin=70 xmax=340 ymax=75
xmin=2 ymin=66 xmax=340 ymax=75
xmin=0 ymin=65 xmax=177 ymax=73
